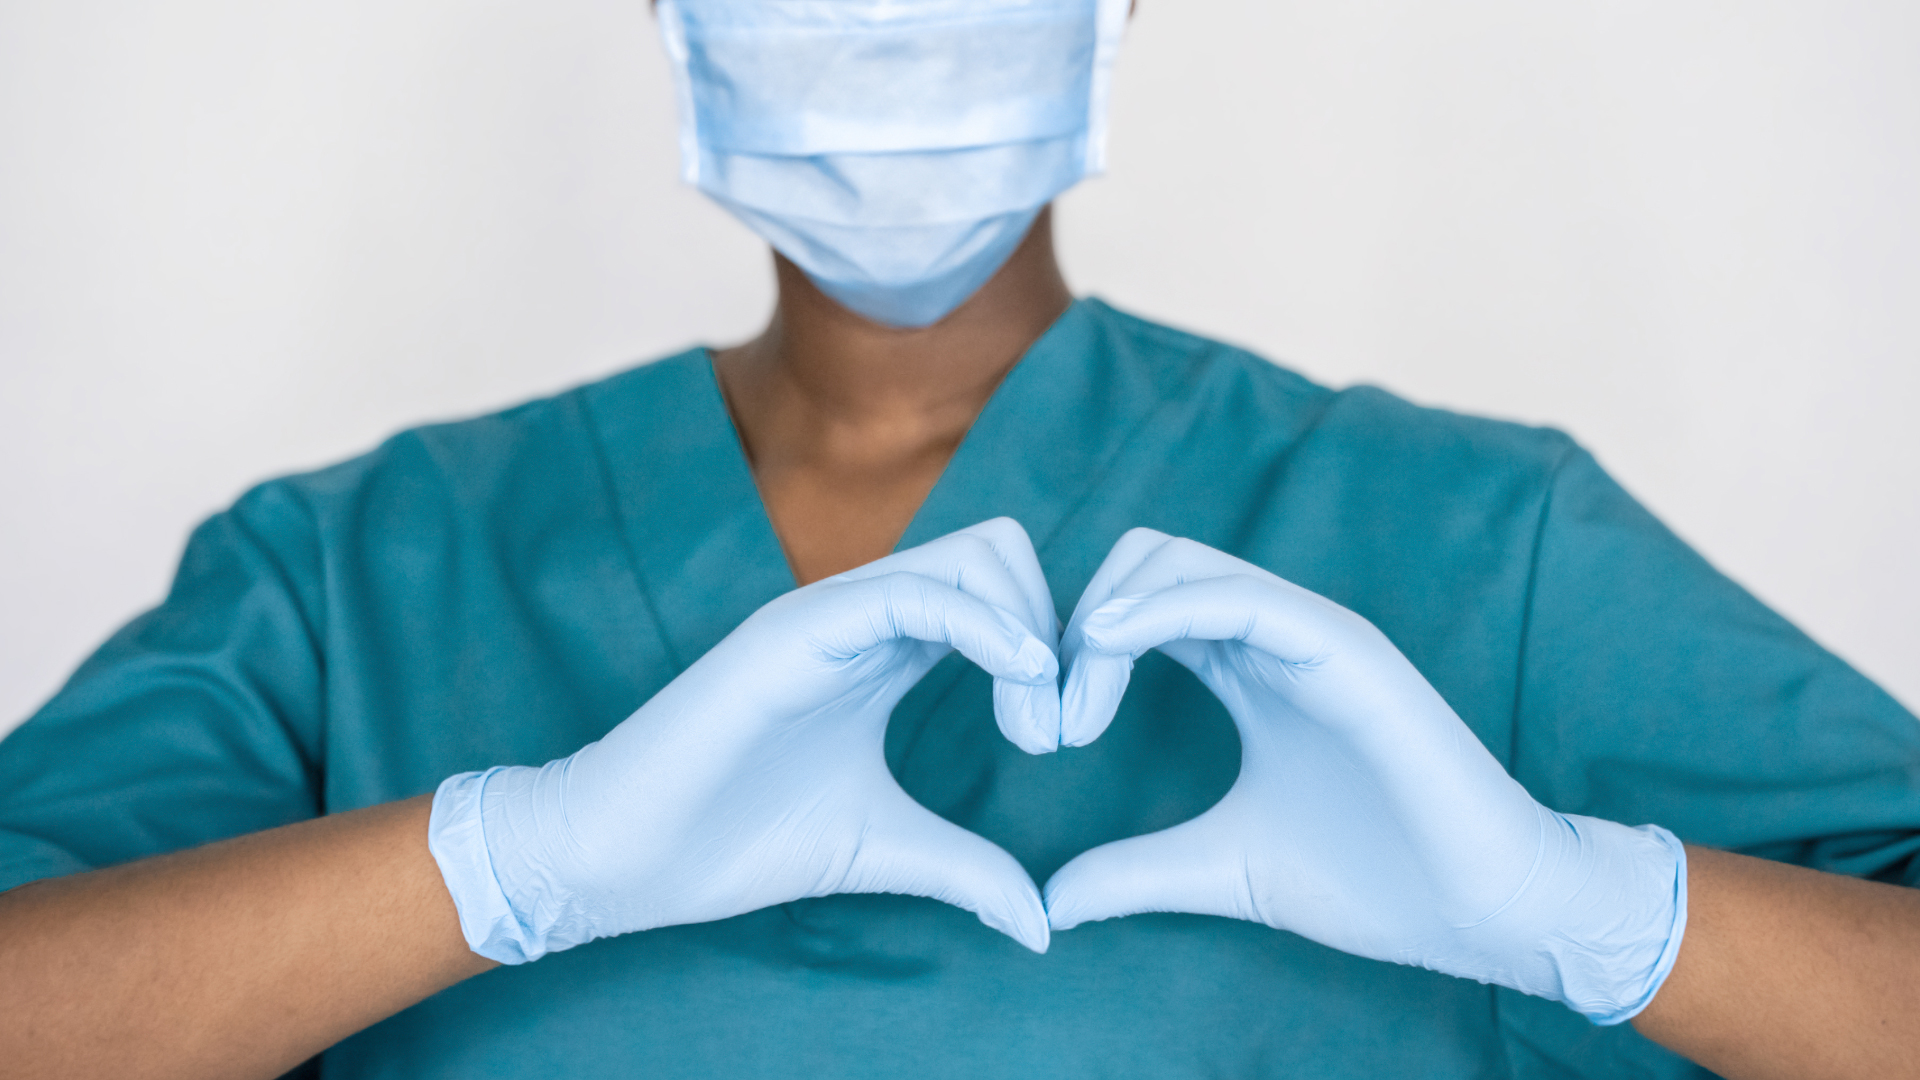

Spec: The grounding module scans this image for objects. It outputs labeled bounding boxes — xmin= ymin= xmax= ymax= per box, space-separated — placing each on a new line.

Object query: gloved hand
xmin=1045 ymin=529 xmax=1687 ymax=1023
xmin=429 ymin=518 xmax=1062 ymax=963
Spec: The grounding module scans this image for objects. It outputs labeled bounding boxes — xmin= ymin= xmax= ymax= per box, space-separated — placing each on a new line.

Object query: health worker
xmin=3 ymin=2 xmax=1919 ymax=1078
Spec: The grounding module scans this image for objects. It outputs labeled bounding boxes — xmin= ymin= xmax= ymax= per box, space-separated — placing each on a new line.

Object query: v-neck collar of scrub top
xmin=577 ymin=297 xmax=1180 ymax=679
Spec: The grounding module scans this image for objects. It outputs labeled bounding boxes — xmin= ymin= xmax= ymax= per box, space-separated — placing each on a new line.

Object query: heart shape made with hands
xmin=844 ymin=521 xmax=1461 ymax=950
xmin=443 ymin=512 xmax=1676 ymax=1015
xmin=788 ymin=519 xmax=1451 ymax=952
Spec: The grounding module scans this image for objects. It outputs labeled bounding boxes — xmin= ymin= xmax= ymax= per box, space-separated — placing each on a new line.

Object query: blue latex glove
xmin=1046 ymin=529 xmax=1687 ymax=1024
xmin=430 ymin=518 xmax=1062 ymax=963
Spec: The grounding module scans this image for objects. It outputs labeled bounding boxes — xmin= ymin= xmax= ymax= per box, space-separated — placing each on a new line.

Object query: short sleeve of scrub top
xmin=2 ymin=298 xmax=1916 ymax=1080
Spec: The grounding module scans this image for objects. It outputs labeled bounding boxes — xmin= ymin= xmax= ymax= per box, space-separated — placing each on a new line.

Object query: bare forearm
xmin=0 ymin=795 xmax=495 ymax=1080
xmin=1634 ymin=845 xmax=1920 ymax=1079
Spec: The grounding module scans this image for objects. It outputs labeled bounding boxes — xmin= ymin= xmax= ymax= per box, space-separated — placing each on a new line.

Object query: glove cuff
xmin=432 ymin=762 xmax=614 ymax=965
xmin=1510 ymin=815 xmax=1687 ymax=1025
xmin=1568 ymin=820 xmax=1688 ymax=1025
xmin=429 ymin=767 xmax=549 ymax=964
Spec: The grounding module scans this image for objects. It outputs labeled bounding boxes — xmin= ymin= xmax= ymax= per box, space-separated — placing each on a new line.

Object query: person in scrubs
xmin=3 ymin=2 xmax=1918 ymax=1078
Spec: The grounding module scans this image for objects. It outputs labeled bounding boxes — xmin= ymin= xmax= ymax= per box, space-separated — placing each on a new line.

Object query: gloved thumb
xmin=843 ymin=791 xmax=1050 ymax=953
xmin=1044 ymin=816 xmax=1251 ymax=932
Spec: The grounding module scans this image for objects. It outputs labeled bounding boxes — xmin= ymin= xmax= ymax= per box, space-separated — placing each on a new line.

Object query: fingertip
xmin=993 ymin=679 xmax=1060 ymax=755
xmin=974 ymin=881 xmax=1051 ymax=953
xmin=1015 ymin=902 xmax=1052 ymax=953
xmin=1059 ymin=651 xmax=1131 ymax=747
xmin=1013 ymin=924 xmax=1051 ymax=953
xmin=1042 ymin=876 xmax=1089 ymax=932
xmin=1020 ymin=889 xmax=1051 ymax=953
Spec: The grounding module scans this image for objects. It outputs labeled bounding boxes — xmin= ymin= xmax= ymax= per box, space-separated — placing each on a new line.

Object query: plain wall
xmin=2 ymin=0 xmax=1916 ymax=739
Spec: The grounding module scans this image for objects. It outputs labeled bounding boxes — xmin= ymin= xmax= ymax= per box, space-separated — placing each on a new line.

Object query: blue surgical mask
xmin=656 ymin=0 xmax=1130 ymax=328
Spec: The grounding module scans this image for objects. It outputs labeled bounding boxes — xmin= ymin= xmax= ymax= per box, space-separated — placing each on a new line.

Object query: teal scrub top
xmin=4 ymin=298 xmax=1918 ymax=1079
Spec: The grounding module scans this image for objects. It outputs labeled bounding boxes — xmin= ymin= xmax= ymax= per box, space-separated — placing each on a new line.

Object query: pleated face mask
xmin=656 ymin=0 xmax=1130 ymax=328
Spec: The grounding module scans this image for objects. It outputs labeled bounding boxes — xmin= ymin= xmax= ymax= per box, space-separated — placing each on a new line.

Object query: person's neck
xmin=713 ymin=206 xmax=1074 ymax=585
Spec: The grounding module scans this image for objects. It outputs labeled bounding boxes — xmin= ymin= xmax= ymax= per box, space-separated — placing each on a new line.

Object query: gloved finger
xmin=823 ymin=571 xmax=1061 ymax=754
xmin=995 ymin=678 xmax=1063 ymax=756
xmin=1098 ymin=534 xmax=1382 ymax=661
xmin=1076 ymin=575 xmax=1344 ymax=670
xmin=1060 ymin=634 xmax=1236 ymax=748
xmin=842 ymin=788 xmax=1050 ymax=953
xmin=1061 ymin=527 xmax=1177 ymax=671
xmin=1043 ymin=814 xmax=1253 ymax=931
xmin=951 ymin=517 xmax=1059 ymax=649
xmin=1060 ymin=570 xmax=1331 ymax=747
xmin=1079 ymin=576 xmax=1495 ymax=818
xmin=1061 ymin=531 xmax=1234 ymax=746
xmin=1059 ymin=648 xmax=1136 ymax=748
xmin=841 ymin=518 xmax=1059 ymax=651
xmin=1151 ymin=636 xmax=1214 ymax=676
xmin=1102 ymin=534 xmax=1279 ymax=605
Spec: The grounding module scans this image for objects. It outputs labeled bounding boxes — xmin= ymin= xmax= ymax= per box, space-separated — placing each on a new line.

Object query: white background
xmin=2 ymin=0 xmax=1916 ymax=739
